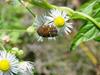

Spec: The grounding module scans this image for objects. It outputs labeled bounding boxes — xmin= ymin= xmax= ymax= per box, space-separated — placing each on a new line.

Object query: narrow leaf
xmin=70 ymin=23 xmax=99 ymax=51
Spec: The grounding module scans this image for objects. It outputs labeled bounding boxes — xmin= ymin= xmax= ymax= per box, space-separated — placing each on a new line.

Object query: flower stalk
xmin=28 ymin=0 xmax=100 ymax=29
xmin=28 ymin=0 xmax=56 ymax=9
xmin=74 ymin=11 xmax=100 ymax=28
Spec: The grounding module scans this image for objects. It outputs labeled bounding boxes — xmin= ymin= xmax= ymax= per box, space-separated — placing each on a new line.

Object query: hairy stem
xmin=29 ymin=0 xmax=100 ymax=29
xmin=74 ymin=11 xmax=100 ymax=28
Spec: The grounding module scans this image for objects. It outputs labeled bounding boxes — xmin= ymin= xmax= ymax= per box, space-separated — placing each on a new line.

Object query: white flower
xmin=0 ymin=51 xmax=19 ymax=75
xmin=46 ymin=9 xmax=73 ymax=35
xmin=34 ymin=15 xmax=57 ymax=42
xmin=18 ymin=61 xmax=34 ymax=75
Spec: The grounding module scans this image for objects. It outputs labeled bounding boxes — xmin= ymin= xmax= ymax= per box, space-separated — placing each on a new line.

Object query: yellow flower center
xmin=54 ymin=16 xmax=65 ymax=27
xmin=0 ymin=59 xmax=10 ymax=72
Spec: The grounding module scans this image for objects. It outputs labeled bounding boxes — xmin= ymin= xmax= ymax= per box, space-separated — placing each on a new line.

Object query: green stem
xmin=29 ymin=0 xmax=100 ymax=29
xmin=0 ymin=43 xmax=6 ymax=51
xmin=58 ymin=7 xmax=100 ymax=29
xmin=56 ymin=7 xmax=100 ymax=29
xmin=58 ymin=7 xmax=74 ymax=16
xmin=0 ymin=29 xmax=26 ymax=32
xmin=18 ymin=0 xmax=36 ymax=17
xmin=74 ymin=11 xmax=100 ymax=28
xmin=29 ymin=0 xmax=56 ymax=9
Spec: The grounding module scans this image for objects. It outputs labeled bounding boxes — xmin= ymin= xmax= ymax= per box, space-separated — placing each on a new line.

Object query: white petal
xmin=67 ymin=23 xmax=73 ymax=28
xmin=64 ymin=29 xmax=69 ymax=35
xmin=65 ymin=17 xmax=69 ymax=21
xmin=9 ymin=72 xmax=14 ymax=75
xmin=62 ymin=11 xmax=67 ymax=18
xmin=65 ymin=27 xmax=71 ymax=33
xmin=11 ymin=67 xmax=18 ymax=74
xmin=10 ymin=60 xmax=19 ymax=65
xmin=0 ymin=71 xmax=3 ymax=75
xmin=38 ymin=37 xmax=43 ymax=42
xmin=0 ymin=51 xmax=6 ymax=59
xmin=7 ymin=54 xmax=16 ymax=61
xmin=3 ymin=72 xmax=10 ymax=75
xmin=46 ymin=16 xmax=53 ymax=21
xmin=49 ymin=12 xmax=56 ymax=18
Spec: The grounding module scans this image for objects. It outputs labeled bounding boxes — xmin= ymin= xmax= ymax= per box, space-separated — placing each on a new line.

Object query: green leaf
xmin=80 ymin=0 xmax=98 ymax=15
xmin=9 ymin=32 xmax=22 ymax=44
xmin=94 ymin=36 xmax=100 ymax=42
xmin=70 ymin=23 xmax=99 ymax=51
xmin=94 ymin=7 xmax=100 ymax=17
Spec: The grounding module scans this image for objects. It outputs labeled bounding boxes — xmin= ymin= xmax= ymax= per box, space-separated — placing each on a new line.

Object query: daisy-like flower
xmin=46 ymin=9 xmax=73 ymax=35
xmin=0 ymin=51 xmax=19 ymax=75
xmin=18 ymin=61 xmax=34 ymax=75
xmin=34 ymin=15 xmax=58 ymax=42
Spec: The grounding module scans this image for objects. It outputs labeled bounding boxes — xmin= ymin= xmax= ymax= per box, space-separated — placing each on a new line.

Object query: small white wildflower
xmin=18 ymin=61 xmax=34 ymax=75
xmin=0 ymin=51 xmax=19 ymax=75
xmin=46 ymin=9 xmax=73 ymax=35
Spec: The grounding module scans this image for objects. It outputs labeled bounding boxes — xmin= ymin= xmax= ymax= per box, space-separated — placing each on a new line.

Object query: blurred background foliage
xmin=0 ymin=0 xmax=100 ymax=75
